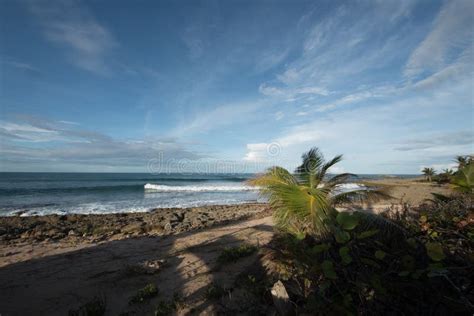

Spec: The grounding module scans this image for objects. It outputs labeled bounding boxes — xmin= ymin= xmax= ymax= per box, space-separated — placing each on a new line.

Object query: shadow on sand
xmin=0 ymin=217 xmax=274 ymax=315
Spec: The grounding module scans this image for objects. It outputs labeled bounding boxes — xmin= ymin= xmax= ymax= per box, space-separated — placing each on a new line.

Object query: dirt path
xmin=0 ymin=216 xmax=274 ymax=315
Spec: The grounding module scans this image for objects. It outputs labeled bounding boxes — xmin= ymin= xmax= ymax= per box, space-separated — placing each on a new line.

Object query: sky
xmin=0 ymin=0 xmax=473 ymax=174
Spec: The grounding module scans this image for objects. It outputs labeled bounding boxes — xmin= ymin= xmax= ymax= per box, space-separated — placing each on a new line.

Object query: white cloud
xmin=171 ymin=100 xmax=266 ymax=137
xmin=404 ymin=0 xmax=474 ymax=78
xmin=255 ymin=49 xmax=289 ymax=73
xmin=58 ymin=120 xmax=80 ymax=125
xmin=243 ymin=127 xmax=322 ymax=164
xmin=259 ymin=1 xmax=417 ymax=110
xmin=395 ymin=130 xmax=474 ymax=151
xmin=2 ymin=60 xmax=39 ymax=72
xmin=0 ymin=117 xmax=206 ymax=171
xmin=258 ymin=84 xmax=283 ymax=96
xmin=275 ymin=111 xmax=284 ymax=121
xmin=244 ymin=1 xmax=472 ymax=173
xmin=315 ymin=89 xmax=382 ymax=112
xmin=243 ymin=143 xmax=270 ymax=162
xmin=337 ymin=92 xmax=371 ymax=108
xmin=280 ymin=6 xmax=392 ymax=88
xmin=296 ymin=86 xmax=329 ymax=96
xmin=277 ymin=68 xmax=300 ymax=84
xmin=0 ymin=121 xmax=59 ymax=142
xmin=411 ymin=44 xmax=473 ymax=90
xmin=1 ymin=122 xmax=55 ymax=134
xmin=258 ymin=83 xmax=329 ymax=100
xmin=242 ymin=76 xmax=473 ymax=173
xmin=28 ymin=0 xmax=117 ymax=74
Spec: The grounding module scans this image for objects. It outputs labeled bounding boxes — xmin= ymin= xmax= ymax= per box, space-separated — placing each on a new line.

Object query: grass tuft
xmin=154 ymin=293 xmax=184 ymax=316
xmin=129 ymin=283 xmax=158 ymax=304
xmin=217 ymin=244 xmax=257 ymax=264
xmin=68 ymin=296 xmax=106 ymax=316
xmin=206 ymin=284 xmax=224 ymax=300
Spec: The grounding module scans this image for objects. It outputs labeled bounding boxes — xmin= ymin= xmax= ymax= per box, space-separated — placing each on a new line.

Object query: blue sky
xmin=0 ymin=0 xmax=473 ymax=174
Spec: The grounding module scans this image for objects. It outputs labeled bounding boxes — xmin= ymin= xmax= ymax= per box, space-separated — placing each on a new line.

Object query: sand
xmin=0 ymin=215 xmax=274 ymax=315
xmin=365 ymin=177 xmax=451 ymax=206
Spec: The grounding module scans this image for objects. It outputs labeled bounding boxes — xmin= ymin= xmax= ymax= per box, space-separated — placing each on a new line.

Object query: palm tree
xmin=450 ymin=163 xmax=474 ymax=194
xmin=455 ymin=155 xmax=473 ymax=169
xmin=428 ymin=163 xmax=474 ymax=204
xmin=455 ymin=156 xmax=468 ymax=169
xmin=249 ymin=148 xmax=390 ymax=236
xmin=442 ymin=168 xmax=454 ymax=176
xmin=422 ymin=167 xmax=436 ymax=182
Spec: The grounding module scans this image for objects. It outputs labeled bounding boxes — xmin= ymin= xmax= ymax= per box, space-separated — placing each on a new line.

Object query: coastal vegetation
xmin=217 ymin=243 xmax=258 ymax=264
xmin=422 ymin=167 xmax=436 ymax=182
xmin=154 ymin=294 xmax=184 ymax=316
xmin=68 ymin=296 xmax=106 ymax=316
xmin=250 ymin=148 xmax=473 ymax=314
xmin=456 ymin=155 xmax=473 ymax=169
xmin=422 ymin=156 xmax=474 ymax=192
xmin=129 ymin=283 xmax=158 ymax=304
xmin=249 ymin=148 xmax=391 ymax=237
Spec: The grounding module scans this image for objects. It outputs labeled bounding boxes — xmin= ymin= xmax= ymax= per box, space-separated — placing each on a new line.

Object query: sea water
xmin=0 ymin=173 xmax=260 ymax=216
xmin=0 ymin=172 xmax=417 ymax=216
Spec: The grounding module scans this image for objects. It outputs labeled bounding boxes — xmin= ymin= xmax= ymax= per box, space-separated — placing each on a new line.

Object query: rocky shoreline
xmin=0 ymin=203 xmax=271 ymax=246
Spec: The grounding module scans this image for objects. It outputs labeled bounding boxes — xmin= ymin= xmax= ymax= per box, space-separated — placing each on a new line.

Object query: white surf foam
xmin=330 ymin=183 xmax=366 ymax=195
xmin=336 ymin=183 xmax=365 ymax=190
xmin=144 ymin=183 xmax=258 ymax=192
xmin=4 ymin=198 xmax=258 ymax=217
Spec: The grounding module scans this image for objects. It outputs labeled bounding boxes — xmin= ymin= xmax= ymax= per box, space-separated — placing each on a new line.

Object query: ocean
xmin=0 ymin=172 xmax=418 ymax=216
xmin=0 ymin=172 xmax=260 ymax=216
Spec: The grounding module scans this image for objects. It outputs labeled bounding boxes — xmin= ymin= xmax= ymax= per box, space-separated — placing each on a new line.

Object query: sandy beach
xmin=0 ymin=179 xmax=452 ymax=315
xmin=365 ymin=177 xmax=451 ymax=206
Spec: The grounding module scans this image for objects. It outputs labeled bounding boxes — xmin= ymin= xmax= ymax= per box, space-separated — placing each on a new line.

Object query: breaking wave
xmin=144 ymin=183 xmax=258 ymax=192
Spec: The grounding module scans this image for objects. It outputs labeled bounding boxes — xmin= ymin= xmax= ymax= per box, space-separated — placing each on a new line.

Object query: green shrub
xmin=154 ymin=302 xmax=173 ymax=316
xmin=154 ymin=293 xmax=183 ymax=315
xmin=129 ymin=283 xmax=158 ymax=304
xmin=205 ymin=283 xmax=229 ymax=300
xmin=263 ymin=198 xmax=473 ymax=315
xmin=68 ymin=296 xmax=106 ymax=316
xmin=217 ymin=244 xmax=257 ymax=264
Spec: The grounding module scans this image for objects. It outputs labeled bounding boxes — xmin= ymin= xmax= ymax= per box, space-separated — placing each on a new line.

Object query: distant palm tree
xmin=442 ymin=168 xmax=454 ymax=176
xmin=422 ymin=167 xmax=436 ymax=182
xmin=456 ymin=156 xmax=468 ymax=169
xmin=249 ymin=148 xmax=390 ymax=236
xmin=455 ymin=155 xmax=473 ymax=169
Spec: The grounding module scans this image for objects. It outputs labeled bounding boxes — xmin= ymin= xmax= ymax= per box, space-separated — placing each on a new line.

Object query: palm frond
xmin=450 ymin=163 xmax=474 ymax=194
xmin=250 ymin=147 xmax=393 ymax=237
xmin=425 ymin=192 xmax=452 ymax=205
xmin=324 ymin=173 xmax=357 ymax=188
xmin=295 ymin=147 xmax=324 ymax=188
xmin=248 ymin=166 xmax=298 ymax=187
xmin=317 ymin=154 xmax=343 ymax=181
xmin=356 ymin=211 xmax=408 ymax=242
xmin=263 ymin=182 xmax=333 ymax=236
xmin=330 ymin=187 xmax=392 ymax=206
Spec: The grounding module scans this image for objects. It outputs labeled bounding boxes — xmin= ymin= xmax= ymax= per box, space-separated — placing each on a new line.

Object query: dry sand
xmin=365 ymin=177 xmax=451 ymax=206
